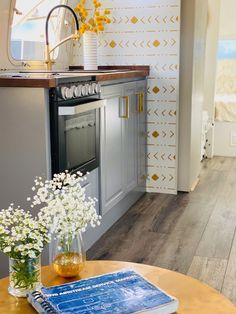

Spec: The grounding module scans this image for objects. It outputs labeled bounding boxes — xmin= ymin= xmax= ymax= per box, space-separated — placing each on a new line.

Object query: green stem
xmin=10 ymin=258 xmax=40 ymax=290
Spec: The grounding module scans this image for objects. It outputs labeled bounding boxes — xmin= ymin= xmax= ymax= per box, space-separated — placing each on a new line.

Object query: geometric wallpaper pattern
xmin=73 ymin=0 xmax=181 ymax=194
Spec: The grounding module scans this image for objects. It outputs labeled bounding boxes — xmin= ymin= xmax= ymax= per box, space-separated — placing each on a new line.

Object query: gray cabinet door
xmin=136 ymin=80 xmax=147 ymax=191
xmin=100 ymin=80 xmax=147 ymax=215
xmin=100 ymin=85 xmax=125 ymax=215
xmin=123 ymin=82 xmax=138 ymax=193
xmin=81 ymin=168 xmax=99 ymax=214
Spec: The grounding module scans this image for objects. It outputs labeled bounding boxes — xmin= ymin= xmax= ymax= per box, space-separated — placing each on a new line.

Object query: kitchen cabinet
xmin=100 ymin=84 xmax=125 ymax=215
xmin=123 ymin=82 xmax=138 ymax=193
xmin=136 ymin=80 xmax=147 ymax=191
xmin=81 ymin=168 xmax=99 ymax=215
xmin=100 ymin=79 xmax=146 ymax=215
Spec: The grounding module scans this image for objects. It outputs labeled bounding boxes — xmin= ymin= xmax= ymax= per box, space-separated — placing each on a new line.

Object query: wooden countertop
xmin=0 ymin=260 xmax=235 ymax=313
xmin=0 ymin=66 xmax=149 ymax=88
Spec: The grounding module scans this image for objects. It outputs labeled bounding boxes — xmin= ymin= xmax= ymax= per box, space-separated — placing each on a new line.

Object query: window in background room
xmin=10 ymin=0 xmax=65 ymax=61
xmin=215 ymin=40 xmax=236 ymax=122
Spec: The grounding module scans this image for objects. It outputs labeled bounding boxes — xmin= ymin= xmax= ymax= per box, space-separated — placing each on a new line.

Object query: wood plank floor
xmin=87 ymin=157 xmax=236 ymax=305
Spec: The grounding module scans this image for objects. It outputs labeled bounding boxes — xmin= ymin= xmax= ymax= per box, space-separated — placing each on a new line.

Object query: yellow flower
xmin=97 ymin=25 xmax=104 ymax=31
xmin=89 ymin=18 xmax=95 ymax=26
xmin=95 ymin=2 xmax=101 ymax=8
xmin=75 ymin=0 xmax=111 ymax=33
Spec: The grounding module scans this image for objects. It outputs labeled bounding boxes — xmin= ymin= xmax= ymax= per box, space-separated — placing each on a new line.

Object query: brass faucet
xmin=45 ymin=4 xmax=80 ymax=71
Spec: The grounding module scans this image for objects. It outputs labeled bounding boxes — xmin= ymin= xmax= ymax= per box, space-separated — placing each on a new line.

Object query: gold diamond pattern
xmin=131 ymin=16 xmax=138 ymax=24
xmin=152 ymin=131 xmax=159 ymax=138
xmin=152 ymin=86 xmax=160 ymax=94
xmin=110 ymin=40 xmax=117 ymax=48
xmin=152 ymin=174 xmax=159 ymax=181
xmin=153 ymin=40 xmax=160 ymax=47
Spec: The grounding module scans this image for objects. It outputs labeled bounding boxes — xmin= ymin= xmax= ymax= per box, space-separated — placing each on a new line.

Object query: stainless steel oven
xmin=49 ymin=80 xmax=105 ymax=176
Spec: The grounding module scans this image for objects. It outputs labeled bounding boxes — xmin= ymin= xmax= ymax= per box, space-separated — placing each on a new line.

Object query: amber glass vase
xmin=50 ymin=232 xmax=85 ymax=278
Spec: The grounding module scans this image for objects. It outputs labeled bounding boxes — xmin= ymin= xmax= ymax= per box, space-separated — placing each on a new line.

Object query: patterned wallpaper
xmin=73 ymin=0 xmax=181 ymax=194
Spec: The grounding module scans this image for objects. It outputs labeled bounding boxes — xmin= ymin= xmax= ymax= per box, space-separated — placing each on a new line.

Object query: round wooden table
xmin=0 ymin=260 xmax=235 ymax=313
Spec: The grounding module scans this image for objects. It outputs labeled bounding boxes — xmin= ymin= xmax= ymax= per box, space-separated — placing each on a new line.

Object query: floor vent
xmin=230 ymin=132 xmax=236 ymax=146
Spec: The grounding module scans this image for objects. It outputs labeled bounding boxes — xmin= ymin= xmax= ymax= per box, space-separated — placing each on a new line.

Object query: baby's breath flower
xmin=3 ymin=246 xmax=11 ymax=253
xmin=29 ymin=171 xmax=100 ymax=240
xmin=0 ymin=204 xmax=50 ymax=259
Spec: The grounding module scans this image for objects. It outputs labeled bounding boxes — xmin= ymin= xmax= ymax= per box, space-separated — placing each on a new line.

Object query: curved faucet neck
xmin=45 ymin=4 xmax=79 ymax=46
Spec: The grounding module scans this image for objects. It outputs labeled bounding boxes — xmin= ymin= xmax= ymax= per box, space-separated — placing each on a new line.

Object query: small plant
xmin=75 ymin=0 xmax=111 ymax=34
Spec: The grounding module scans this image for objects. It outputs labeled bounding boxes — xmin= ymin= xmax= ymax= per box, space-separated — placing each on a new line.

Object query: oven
xmin=49 ymin=80 xmax=105 ymax=176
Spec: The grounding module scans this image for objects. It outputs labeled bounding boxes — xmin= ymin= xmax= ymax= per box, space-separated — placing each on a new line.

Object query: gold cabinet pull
xmin=140 ymin=92 xmax=144 ymax=113
xmin=120 ymin=95 xmax=129 ymax=119
xmin=136 ymin=92 xmax=144 ymax=113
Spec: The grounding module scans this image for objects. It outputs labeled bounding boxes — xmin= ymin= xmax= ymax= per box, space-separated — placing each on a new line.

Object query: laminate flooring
xmin=87 ymin=157 xmax=236 ymax=305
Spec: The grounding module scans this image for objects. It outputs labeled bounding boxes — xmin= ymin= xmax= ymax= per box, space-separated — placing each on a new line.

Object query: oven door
xmin=58 ymin=99 xmax=106 ymax=175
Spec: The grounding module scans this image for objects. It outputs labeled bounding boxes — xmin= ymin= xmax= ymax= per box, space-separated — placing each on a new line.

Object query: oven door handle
xmin=59 ymin=99 xmax=106 ymax=116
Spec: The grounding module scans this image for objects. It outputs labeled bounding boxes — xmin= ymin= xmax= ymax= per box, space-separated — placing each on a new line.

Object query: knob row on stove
xmin=58 ymin=82 xmax=101 ymax=100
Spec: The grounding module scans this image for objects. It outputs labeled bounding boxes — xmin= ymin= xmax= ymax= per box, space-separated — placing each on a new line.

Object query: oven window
xmin=63 ymin=110 xmax=96 ymax=170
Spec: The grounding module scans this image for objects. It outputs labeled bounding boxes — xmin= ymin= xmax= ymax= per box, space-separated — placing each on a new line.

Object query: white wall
xmin=178 ymin=0 xmax=208 ymax=192
xmin=214 ymin=122 xmax=236 ymax=156
xmin=219 ymin=0 xmax=236 ymax=40
xmin=203 ymin=0 xmax=221 ymax=158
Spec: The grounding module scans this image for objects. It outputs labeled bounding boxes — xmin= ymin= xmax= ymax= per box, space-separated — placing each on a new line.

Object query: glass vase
xmin=82 ymin=31 xmax=98 ymax=70
xmin=50 ymin=232 xmax=86 ymax=278
xmin=8 ymin=255 xmax=41 ymax=297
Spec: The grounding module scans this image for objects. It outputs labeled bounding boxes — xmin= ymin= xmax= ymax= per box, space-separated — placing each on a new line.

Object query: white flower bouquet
xmin=29 ymin=170 xmax=101 ymax=277
xmin=30 ymin=170 xmax=101 ymax=239
xmin=0 ymin=205 xmax=50 ymax=295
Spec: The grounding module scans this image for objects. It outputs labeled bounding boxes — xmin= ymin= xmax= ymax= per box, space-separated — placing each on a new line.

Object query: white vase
xmin=82 ymin=31 xmax=98 ymax=70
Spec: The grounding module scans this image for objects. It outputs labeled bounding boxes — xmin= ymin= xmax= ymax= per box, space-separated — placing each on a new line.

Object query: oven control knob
xmin=94 ymin=83 xmax=101 ymax=94
xmin=91 ymin=83 xmax=97 ymax=94
xmin=88 ymin=84 xmax=94 ymax=95
xmin=67 ymin=87 xmax=74 ymax=99
xmin=85 ymin=83 xmax=90 ymax=94
xmin=81 ymin=85 xmax=87 ymax=96
xmin=60 ymin=86 xmax=72 ymax=100
xmin=74 ymin=84 xmax=82 ymax=97
xmin=82 ymin=84 xmax=89 ymax=96
xmin=70 ymin=85 xmax=76 ymax=98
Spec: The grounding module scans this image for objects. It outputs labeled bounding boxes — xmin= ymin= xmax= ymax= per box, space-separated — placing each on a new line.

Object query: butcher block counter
xmin=0 ymin=66 xmax=149 ymax=88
